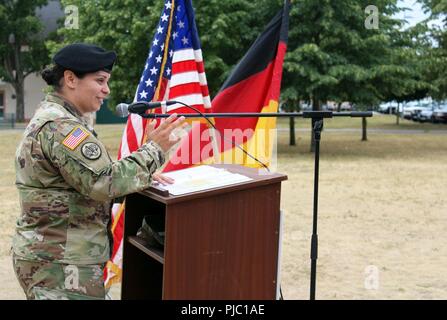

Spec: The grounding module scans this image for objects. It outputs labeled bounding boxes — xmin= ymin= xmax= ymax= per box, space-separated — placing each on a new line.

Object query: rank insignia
xmin=81 ymin=142 xmax=102 ymax=160
xmin=62 ymin=126 xmax=90 ymax=150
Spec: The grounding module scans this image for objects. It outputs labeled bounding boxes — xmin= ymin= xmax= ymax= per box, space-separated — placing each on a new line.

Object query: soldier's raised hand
xmin=146 ymin=113 xmax=186 ymax=152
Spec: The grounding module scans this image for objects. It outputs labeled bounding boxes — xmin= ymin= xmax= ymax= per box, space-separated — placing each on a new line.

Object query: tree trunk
xmin=11 ymin=42 xmax=26 ymax=122
xmin=289 ymin=116 xmax=296 ymax=146
xmin=362 ymin=117 xmax=367 ymax=141
xmin=15 ymin=82 xmax=25 ymax=122
xmin=310 ymin=99 xmax=320 ymax=152
xmin=337 ymin=102 xmax=341 ymax=112
xmin=396 ymin=102 xmax=400 ymax=125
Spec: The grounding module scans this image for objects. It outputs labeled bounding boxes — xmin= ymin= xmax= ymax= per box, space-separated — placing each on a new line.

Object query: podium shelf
xmin=121 ymin=164 xmax=288 ymax=300
xmin=127 ymin=236 xmax=165 ymax=264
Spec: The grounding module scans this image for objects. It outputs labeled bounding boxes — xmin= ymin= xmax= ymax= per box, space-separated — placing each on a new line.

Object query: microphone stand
xmin=140 ymin=111 xmax=372 ymax=118
xmin=139 ymin=109 xmax=373 ymax=300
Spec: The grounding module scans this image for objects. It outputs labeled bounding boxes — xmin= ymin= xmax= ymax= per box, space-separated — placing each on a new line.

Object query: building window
xmin=0 ymin=91 xmax=4 ymax=118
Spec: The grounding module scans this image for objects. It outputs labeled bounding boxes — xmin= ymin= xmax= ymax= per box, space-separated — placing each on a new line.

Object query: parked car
xmin=432 ymin=107 xmax=447 ymax=123
xmin=378 ymin=103 xmax=398 ymax=114
xmin=340 ymin=102 xmax=353 ymax=111
xmin=417 ymin=109 xmax=434 ymax=122
xmin=402 ymin=106 xmax=426 ymax=120
xmin=411 ymin=107 xmax=428 ymax=121
xmin=402 ymin=108 xmax=413 ymax=119
xmin=321 ymin=103 xmax=334 ymax=111
xmin=301 ymin=103 xmax=312 ymax=111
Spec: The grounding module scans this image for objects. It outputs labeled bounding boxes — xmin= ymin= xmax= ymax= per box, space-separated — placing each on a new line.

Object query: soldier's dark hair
xmin=41 ymin=64 xmax=87 ymax=91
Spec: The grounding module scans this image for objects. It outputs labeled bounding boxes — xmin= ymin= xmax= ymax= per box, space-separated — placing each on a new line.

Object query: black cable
xmin=168 ymin=101 xmax=270 ymax=172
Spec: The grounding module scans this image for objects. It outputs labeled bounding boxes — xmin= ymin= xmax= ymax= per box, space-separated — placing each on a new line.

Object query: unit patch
xmin=81 ymin=142 xmax=102 ymax=160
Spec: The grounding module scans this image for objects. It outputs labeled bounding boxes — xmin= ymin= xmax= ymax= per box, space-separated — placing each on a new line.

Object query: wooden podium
xmin=121 ymin=164 xmax=287 ymax=300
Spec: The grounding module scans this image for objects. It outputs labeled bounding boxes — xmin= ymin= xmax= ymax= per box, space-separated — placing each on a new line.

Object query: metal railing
xmin=0 ymin=113 xmax=16 ymax=129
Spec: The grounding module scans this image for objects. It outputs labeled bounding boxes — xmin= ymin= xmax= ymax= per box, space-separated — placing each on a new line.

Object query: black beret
xmin=53 ymin=43 xmax=117 ymax=73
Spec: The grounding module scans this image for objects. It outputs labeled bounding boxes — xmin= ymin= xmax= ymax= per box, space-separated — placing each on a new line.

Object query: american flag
xmin=62 ymin=127 xmax=89 ymax=150
xmin=118 ymin=0 xmax=211 ymax=159
xmin=105 ymin=0 xmax=211 ymax=287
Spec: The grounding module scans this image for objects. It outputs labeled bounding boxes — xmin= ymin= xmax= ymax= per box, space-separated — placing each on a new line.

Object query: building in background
xmin=0 ymin=1 xmax=63 ymax=122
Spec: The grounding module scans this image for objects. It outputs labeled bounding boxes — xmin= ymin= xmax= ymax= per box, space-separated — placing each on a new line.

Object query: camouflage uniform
xmin=13 ymin=93 xmax=165 ymax=299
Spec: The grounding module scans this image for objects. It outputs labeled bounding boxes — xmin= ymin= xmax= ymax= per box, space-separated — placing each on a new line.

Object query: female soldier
xmin=12 ymin=43 xmax=185 ymax=300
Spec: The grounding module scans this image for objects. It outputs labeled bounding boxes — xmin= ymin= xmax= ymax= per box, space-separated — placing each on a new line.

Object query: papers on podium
xmin=153 ymin=165 xmax=252 ymax=196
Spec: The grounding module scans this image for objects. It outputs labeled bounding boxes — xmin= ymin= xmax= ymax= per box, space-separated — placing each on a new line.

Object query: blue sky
xmin=396 ymin=0 xmax=444 ymax=28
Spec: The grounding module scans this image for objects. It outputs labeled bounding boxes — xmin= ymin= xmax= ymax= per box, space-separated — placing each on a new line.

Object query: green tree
xmin=282 ymin=0 xmax=415 ymax=150
xmin=48 ymin=0 xmax=165 ymax=108
xmin=193 ymin=0 xmax=281 ymax=94
xmin=50 ymin=0 xmax=279 ymax=108
xmin=0 ymin=0 xmax=50 ymax=122
xmin=420 ymin=0 xmax=447 ymax=100
xmin=376 ymin=23 xmax=432 ymax=125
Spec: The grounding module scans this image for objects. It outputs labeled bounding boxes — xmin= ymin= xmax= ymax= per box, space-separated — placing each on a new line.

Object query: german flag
xmin=164 ymin=1 xmax=290 ymax=171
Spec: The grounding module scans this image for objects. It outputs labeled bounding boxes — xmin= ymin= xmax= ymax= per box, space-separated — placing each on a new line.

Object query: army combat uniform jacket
xmin=13 ymin=94 xmax=165 ymax=265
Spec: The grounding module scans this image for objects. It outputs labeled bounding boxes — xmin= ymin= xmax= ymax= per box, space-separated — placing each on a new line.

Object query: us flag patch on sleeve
xmin=62 ymin=126 xmax=90 ymax=150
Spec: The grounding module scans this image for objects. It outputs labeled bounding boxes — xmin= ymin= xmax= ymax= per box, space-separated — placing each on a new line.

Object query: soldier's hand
xmin=152 ymin=172 xmax=175 ymax=185
xmin=146 ymin=113 xmax=186 ymax=152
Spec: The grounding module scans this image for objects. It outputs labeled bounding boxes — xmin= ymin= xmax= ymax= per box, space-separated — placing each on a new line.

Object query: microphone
xmin=116 ymin=101 xmax=177 ymax=117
